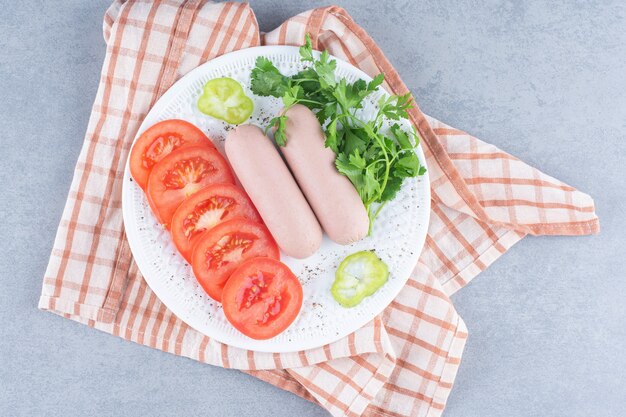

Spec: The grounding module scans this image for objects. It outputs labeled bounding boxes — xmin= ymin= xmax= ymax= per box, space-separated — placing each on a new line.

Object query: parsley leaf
xmin=368 ymin=73 xmax=384 ymax=91
xmin=343 ymin=128 xmax=367 ymax=156
xmin=267 ymin=115 xmax=288 ymax=146
xmin=317 ymin=102 xmax=337 ymax=126
xmin=379 ymin=175 xmax=403 ymax=202
xmin=282 ymin=85 xmax=303 ymax=107
xmin=363 ymin=167 xmax=381 ymax=202
xmin=395 ymin=154 xmax=420 ymax=177
xmin=250 ymin=57 xmax=290 ymax=97
xmin=315 ymin=50 xmax=337 ymax=89
xmin=379 ymin=93 xmax=413 ymax=120
xmin=325 ymin=118 xmax=339 ymax=152
xmin=299 ymin=34 xmax=314 ymax=62
xmin=335 ymin=153 xmax=363 ymax=184
xmin=390 ymin=123 xmax=414 ymax=150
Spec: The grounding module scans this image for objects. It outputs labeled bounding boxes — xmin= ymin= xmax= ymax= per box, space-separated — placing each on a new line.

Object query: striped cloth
xmin=39 ymin=2 xmax=599 ymax=417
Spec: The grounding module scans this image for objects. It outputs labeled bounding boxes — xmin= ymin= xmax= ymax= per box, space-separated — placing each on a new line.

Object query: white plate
xmin=122 ymin=46 xmax=430 ymax=353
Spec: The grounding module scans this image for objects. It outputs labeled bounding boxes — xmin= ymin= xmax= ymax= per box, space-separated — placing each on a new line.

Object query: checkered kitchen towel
xmin=39 ymin=2 xmax=599 ymax=417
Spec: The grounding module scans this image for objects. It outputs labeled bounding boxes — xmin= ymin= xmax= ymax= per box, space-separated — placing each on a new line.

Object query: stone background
xmin=1 ymin=1 xmax=624 ymax=416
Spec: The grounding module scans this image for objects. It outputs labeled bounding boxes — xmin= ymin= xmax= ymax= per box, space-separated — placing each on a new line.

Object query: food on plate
xmin=170 ymin=183 xmax=262 ymax=262
xmin=331 ymin=251 xmax=389 ymax=308
xmin=129 ymin=119 xmax=213 ymax=190
xmin=128 ymin=41 xmax=431 ymax=341
xmin=225 ymin=124 xmax=322 ymax=259
xmin=191 ymin=217 xmax=280 ymax=302
xmin=250 ymin=34 xmax=426 ymax=232
xmin=222 ymin=257 xmax=303 ymax=340
xmin=147 ymin=145 xmax=235 ymax=227
xmin=130 ymin=119 xmax=305 ymax=340
xmin=198 ymin=77 xmax=254 ymax=124
xmin=281 ymin=104 xmax=369 ymax=244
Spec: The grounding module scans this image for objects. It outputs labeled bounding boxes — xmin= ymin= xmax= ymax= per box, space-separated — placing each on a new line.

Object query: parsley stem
xmin=296 ymin=98 xmax=324 ymax=106
xmin=365 ymin=203 xmax=373 ymax=235
xmin=366 ymin=158 xmax=387 ymax=169
xmin=371 ymin=201 xmax=388 ymax=225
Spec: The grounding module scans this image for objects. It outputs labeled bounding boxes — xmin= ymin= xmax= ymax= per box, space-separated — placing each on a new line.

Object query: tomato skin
xmin=130 ymin=119 xmax=213 ymax=190
xmin=171 ymin=183 xmax=261 ymax=263
xmin=222 ymin=258 xmax=303 ymax=340
xmin=191 ymin=218 xmax=279 ymax=302
xmin=147 ymin=145 xmax=234 ymax=228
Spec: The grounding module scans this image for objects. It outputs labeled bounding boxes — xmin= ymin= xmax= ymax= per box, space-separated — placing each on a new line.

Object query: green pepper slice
xmin=197 ymin=77 xmax=254 ymax=124
xmin=331 ymin=251 xmax=389 ymax=308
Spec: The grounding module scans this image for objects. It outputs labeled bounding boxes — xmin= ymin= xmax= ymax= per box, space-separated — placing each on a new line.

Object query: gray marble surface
xmin=1 ymin=1 xmax=625 ymax=416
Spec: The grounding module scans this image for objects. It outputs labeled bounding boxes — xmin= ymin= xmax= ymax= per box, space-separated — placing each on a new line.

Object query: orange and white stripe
xmin=39 ymin=2 xmax=598 ymax=417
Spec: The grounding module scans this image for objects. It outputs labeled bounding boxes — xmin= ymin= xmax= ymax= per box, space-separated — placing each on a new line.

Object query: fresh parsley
xmin=250 ymin=34 xmax=426 ymax=232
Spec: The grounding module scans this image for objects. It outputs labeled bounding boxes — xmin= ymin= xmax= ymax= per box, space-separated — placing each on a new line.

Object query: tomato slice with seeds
xmin=222 ymin=258 xmax=303 ymax=340
xmin=171 ymin=183 xmax=261 ymax=262
xmin=191 ymin=218 xmax=279 ymax=302
xmin=147 ymin=145 xmax=234 ymax=227
xmin=129 ymin=119 xmax=213 ymax=190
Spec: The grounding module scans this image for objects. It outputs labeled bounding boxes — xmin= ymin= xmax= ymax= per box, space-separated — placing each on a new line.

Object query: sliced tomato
xmin=171 ymin=183 xmax=261 ymax=262
xmin=191 ymin=218 xmax=279 ymax=302
xmin=129 ymin=119 xmax=213 ymax=190
xmin=147 ymin=145 xmax=234 ymax=227
xmin=222 ymin=258 xmax=303 ymax=340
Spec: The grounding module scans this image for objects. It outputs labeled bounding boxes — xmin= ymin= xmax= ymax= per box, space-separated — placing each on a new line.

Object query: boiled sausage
xmin=281 ymin=104 xmax=369 ymax=244
xmin=225 ymin=124 xmax=322 ymax=259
